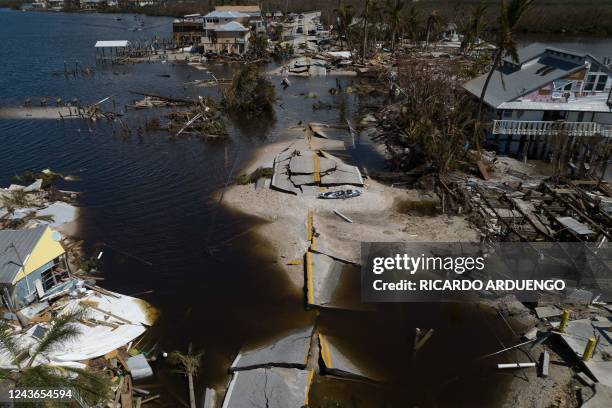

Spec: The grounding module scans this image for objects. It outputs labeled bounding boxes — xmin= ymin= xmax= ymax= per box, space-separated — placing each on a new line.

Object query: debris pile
xmin=439 ymin=157 xmax=612 ymax=243
xmin=0 ymin=174 xmax=78 ymax=230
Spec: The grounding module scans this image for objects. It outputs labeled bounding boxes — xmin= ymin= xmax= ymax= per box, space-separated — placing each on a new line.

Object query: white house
xmin=464 ymin=43 xmax=612 ymax=139
xmin=201 ymin=10 xmax=251 ymax=55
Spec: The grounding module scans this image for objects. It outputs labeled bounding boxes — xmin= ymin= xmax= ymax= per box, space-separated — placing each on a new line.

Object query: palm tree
xmin=404 ymin=5 xmax=420 ymax=44
xmin=384 ymin=0 xmax=405 ymax=52
xmin=461 ymin=1 xmax=488 ymax=53
xmin=370 ymin=0 xmax=385 ymax=47
xmin=424 ymin=10 xmax=441 ymax=49
xmin=0 ymin=311 xmax=111 ymax=406
xmin=362 ymin=0 xmax=371 ymax=64
xmin=334 ymin=4 xmax=354 ymax=49
xmin=473 ymin=0 xmax=535 ymax=147
xmin=168 ymin=344 xmax=204 ymax=408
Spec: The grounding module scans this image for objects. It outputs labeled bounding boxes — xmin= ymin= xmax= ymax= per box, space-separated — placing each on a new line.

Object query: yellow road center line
xmin=318 ymin=333 xmax=332 ymax=368
xmin=304 ymin=369 xmax=315 ymax=405
xmin=313 ymin=154 xmax=320 ymax=183
xmin=306 ymin=251 xmax=314 ymax=305
xmin=307 ymin=209 xmax=313 ymax=242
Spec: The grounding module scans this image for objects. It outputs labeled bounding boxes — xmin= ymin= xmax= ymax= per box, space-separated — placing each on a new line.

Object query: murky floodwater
xmin=2 ymin=9 xmax=607 ymax=407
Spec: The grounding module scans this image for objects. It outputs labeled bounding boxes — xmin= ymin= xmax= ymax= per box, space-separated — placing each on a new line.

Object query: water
xmin=2 ymin=9 xmax=606 ymax=407
xmin=517 ymin=34 xmax=612 ymax=59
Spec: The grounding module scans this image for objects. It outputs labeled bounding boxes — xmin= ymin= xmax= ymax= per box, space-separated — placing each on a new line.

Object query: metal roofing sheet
xmin=0 ymin=226 xmax=46 ymax=284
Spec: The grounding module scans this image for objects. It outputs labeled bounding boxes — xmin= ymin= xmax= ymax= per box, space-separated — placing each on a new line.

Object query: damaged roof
xmin=0 ymin=226 xmax=46 ymax=285
xmin=464 ymin=43 xmax=611 ymax=109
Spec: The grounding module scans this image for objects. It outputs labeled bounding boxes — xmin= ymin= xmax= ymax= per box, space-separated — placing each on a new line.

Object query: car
xmin=296 ymin=27 xmax=303 ymax=34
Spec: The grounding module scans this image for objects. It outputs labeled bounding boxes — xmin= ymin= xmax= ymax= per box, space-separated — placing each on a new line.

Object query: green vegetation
xmin=0 ymin=0 xmax=26 ymax=10
xmin=474 ymin=0 xmax=534 ymax=150
xmin=235 ymin=167 xmax=274 ymax=185
xmin=12 ymin=169 xmax=61 ymax=188
xmin=222 ymin=66 xmax=276 ymax=115
xmin=0 ymin=313 xmax=111 ymax=407
xmin=383 ymin=61 xmax=479 ymax=175
xmin=247 ymin=33 xmax=270 ymax=60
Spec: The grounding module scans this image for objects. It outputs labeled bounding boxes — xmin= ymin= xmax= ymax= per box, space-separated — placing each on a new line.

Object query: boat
xmin=318 ymin=189 xmax=361 ymax=199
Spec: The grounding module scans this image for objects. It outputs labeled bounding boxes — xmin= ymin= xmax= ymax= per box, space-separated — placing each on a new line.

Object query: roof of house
xmin=502 ymin=42 xmax=602 ymax=66
xmin=215 ymin=21 xmax=249 ymax=32
xmin=0 ymin=226 xmax=46 ymax=285
xmin=205 ymin=10 xmax=250 ymax=19
xmin=464 ymin=44 xmax=611 ymax=109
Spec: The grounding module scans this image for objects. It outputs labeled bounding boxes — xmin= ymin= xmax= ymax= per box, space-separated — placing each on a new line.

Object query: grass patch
xmin=235 ymin=167 xmax=274 ymax=185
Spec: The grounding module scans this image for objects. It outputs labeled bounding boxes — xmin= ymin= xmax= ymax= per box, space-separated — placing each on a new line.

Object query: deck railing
xmin=492 ymin=120 xmax=612 ymax=138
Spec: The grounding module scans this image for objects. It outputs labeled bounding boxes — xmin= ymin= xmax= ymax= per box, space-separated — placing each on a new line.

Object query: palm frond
xmin=506 ymin=0 xmax=535 ymax=28
xmin=0 ymin=320 xmax=21 ymax=361
xmin=168 ymin=349 xmax=205 ymax=377
xmin=57 ymin=365 xmax=112 ymax=405
xmin=28 ymin=309 xmax=83 ymax=366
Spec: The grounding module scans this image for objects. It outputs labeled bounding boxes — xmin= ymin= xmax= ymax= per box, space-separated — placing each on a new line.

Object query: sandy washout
xmin=222 ymin=132 xmax=479 ymax=291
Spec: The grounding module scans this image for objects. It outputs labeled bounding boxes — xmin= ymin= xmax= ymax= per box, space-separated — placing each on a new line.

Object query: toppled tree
xmin=222 ymin=66 xmax=276 ymax=114
xmin=167 ymin=97 xmax=228 ymax=140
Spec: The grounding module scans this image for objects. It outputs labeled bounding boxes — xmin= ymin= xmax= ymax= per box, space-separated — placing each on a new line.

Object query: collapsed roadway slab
xmin=230 ymin=325 xmax=315 ymax=371
xmin=222 ymin=367 xmax=314 ymax=408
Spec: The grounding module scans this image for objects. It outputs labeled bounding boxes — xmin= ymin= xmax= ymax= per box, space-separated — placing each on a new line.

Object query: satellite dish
xmin=51 ymin=231 xmax=62 ymax=242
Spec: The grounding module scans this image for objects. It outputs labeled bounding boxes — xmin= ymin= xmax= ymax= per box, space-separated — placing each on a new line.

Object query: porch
xmin=492 ymin=120 xmax=612 ymax=138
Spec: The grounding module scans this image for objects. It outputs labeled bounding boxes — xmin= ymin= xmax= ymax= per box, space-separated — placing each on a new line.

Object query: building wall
xmin=201 ymin=31 xmax=250 ymax=54
xmin=12 ymin=226 xmax=65 ymax=284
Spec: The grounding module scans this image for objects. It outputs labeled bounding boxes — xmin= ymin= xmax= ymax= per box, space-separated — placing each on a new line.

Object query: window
xmin=596 ymin=75 xmax=608 ymax=92
xmin=584 ymin=74 xmax=597 ymax=91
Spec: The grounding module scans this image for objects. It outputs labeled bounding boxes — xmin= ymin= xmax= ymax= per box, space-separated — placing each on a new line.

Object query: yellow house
xmin=0 ymin=226 xmax=68 ymax=309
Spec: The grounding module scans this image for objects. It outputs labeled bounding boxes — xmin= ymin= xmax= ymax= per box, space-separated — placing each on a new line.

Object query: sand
xmin=223 ymin=135 xmax=479 ymax=290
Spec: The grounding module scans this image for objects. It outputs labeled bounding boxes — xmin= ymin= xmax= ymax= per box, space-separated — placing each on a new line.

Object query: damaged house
xmin=464 ymin=43 xmax=612 ymax=142
xmin=0 ymin=226 xmax=69 ymax=310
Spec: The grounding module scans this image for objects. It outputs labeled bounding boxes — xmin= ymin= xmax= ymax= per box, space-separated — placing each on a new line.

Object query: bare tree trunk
xmin=362 ymin=1 xmax=369 ymax=64
xmin=188 ymin=373 xmax=196 ymax=408
xmin=473 ymin=49 xmax=502 ymax=151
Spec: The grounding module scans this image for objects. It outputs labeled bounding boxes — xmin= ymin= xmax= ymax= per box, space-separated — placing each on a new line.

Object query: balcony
xmin=492 ymin=120 xmax=612 ymax=138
